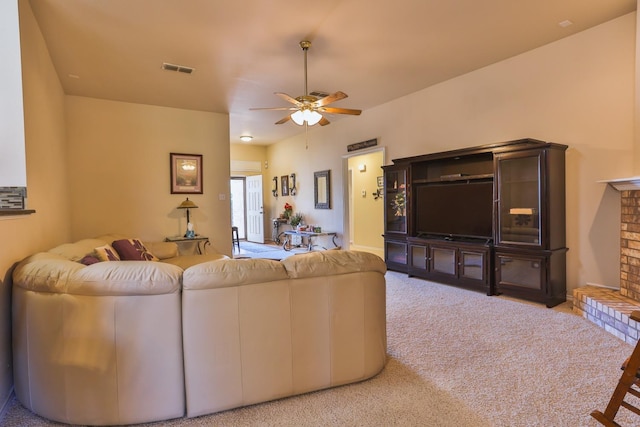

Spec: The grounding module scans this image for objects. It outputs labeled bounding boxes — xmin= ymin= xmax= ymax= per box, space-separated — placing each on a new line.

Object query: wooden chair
xmin=231 ymin=226 xmax=240 ymax=251
xmin=591 ymin=311 xmax=640 ymax=426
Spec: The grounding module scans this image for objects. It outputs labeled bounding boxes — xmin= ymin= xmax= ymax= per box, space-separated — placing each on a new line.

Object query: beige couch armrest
xmin=183 ymin=258 xmax=287 ymax=290
xmin=13 ymin=253 xmax=182 ymax=296
xmin=282 ymin=250 xmax=387 ymax=279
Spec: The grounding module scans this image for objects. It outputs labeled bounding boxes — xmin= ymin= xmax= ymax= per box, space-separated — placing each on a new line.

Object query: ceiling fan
xmin=250 ymin=40 xmax=361 ymax=127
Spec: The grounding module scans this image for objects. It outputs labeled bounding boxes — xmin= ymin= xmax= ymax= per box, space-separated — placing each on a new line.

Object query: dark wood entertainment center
xmin=383 ymin=138 xmax=567 ymax=307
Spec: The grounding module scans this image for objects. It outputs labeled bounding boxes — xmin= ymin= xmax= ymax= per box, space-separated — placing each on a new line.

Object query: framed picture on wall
xmin=281 ymin=175 xmax=290 ymax=196
xmin=170 ymin=153 xmax=203 ymax=194
xmin=377 ymin=176 xmax=384 ymax=188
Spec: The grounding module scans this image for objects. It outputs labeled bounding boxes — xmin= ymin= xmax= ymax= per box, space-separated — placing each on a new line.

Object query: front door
xmin=246 ymin=175 xmax=264 ymax=243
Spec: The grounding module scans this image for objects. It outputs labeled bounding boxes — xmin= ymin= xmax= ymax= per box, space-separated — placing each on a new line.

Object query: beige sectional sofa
xmin=11 ymin=235 xmax=387 ymax=425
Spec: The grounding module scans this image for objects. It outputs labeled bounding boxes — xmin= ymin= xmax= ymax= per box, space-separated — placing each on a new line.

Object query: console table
xmin=165 ymin=235 xmax=210 ymax=255
xmin=282 ymin=230 xmax=338 ymax=252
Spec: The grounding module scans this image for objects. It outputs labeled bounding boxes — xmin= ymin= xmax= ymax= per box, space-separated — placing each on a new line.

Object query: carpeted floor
xmin=2 ymin=271 xmax=638 ymax=426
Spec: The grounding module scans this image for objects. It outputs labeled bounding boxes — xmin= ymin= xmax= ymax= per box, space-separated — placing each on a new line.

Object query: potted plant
xmin=289 ymin=212 xmax=303 ymax=228
xmin=282 ymin=202 xmax=293 ymax=220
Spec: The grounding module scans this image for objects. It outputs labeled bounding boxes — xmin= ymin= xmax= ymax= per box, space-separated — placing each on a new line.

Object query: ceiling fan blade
xmin=275 ymin=92 xmax=302 ymax=106
xmin=319 ymin=116 xmax=330 ymax=126
xmin=315 ymin=91 xmax=348 ymax=107
xmin=249 ymin=107 xmax=297 ymax=111
xmin=275 ymin=115 xmax=292 ymax=125
xmin=321 ymin=107 xmax=362 ymax=116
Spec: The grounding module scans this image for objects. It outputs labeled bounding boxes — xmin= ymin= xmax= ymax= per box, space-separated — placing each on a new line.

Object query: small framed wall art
xmin=170 ymin=153 xmax=203 ymax=194
xmin=281 ymin=175 xmax=290 ymax=196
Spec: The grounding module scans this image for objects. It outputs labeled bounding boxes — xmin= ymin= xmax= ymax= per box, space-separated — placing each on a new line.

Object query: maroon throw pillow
xmin=112 ymin=239 xmax=159 ymax=261
xmin=80 ymin=255 xmax=101 ymax=265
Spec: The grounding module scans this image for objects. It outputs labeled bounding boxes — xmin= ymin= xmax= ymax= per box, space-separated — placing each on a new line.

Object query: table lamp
xmin=177 ymin=197 xmax=198 ymax=237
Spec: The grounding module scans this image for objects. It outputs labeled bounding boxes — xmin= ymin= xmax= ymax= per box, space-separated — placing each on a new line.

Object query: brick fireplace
xmin=574 ymin=188 xmax=640 ymax=345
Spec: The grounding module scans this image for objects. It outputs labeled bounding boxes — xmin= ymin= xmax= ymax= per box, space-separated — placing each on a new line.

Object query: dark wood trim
xmin=0 ymin=209 xmax=35 ymax=216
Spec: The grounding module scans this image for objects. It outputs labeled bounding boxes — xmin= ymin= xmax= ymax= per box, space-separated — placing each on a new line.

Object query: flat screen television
xmin=415 ymin=180 xmax=494 ymax=239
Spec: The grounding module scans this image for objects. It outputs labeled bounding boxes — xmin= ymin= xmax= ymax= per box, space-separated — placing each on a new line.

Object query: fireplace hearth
xmin=573 ymin=187 xmax=640 ymax=344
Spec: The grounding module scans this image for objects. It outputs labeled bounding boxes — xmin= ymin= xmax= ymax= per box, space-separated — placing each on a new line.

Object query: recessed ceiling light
xmin=240 ymin=135 xmax=253 ymax=142
xmin=559 ymin=20 xmax=573 ymax=28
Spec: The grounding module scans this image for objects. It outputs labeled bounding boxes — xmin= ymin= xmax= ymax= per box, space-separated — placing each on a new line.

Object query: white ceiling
xmin=27 ymin=0 xmax=636 ymax=145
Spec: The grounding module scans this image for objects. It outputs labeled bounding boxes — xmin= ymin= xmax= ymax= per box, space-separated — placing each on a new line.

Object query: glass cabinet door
xmin=430 ymin=246 xmax=456 ymax=276
xmin=385 ymin=167 xmax=407 ymax=234
xmin=496 ymin=151 xmax=542 ymax=246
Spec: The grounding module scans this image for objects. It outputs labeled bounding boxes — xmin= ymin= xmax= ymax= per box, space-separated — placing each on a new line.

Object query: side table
xmin=282 ymin=231 xmax=338 ymax=252
xmin=165 ymin=235 xmax=210 ymax=255
xmin=272 ymin=218 xmax=288 ymax=244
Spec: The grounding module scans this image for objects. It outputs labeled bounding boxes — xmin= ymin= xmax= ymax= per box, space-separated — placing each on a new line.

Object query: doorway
xmin=230 ymin=177 xmax=246 ymax=239
xmin=344 ymin=149 xmax=385 ymax=258
xmin=230 ymin=175 xmax=265 ymax=244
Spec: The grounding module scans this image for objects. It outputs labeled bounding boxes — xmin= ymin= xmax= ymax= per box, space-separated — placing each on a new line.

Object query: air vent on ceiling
xmin=310 ymin=90 xmax=329 ymax=99
xmin=162 ymin=62 xmax=195 ymax=74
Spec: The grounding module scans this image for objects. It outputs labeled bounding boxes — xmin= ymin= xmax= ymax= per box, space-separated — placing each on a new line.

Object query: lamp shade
xmin=306 ymin=110 xmax=322 ymax=126
xmin=178 ymin=198 xmax=198 ymax=209
xmin=291 ymin=109 xmax=322 ymax=126
xmin=291 ymin=110 xmax=305 ymax=126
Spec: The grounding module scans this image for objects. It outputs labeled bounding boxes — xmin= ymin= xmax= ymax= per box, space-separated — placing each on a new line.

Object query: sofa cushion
xmin=49 ymin=238 xmax=109 ymax=262
xmin=282 ymin=250 xmax=387 ymax=279
xmin=94 ymin=244 xmax=121 ymax=262
xmin=67 ymin=261 xmax=183 ymax=296
xmin=112 ymin=238 xmax=159 ymax=261
xmin=13 ymin=252 xmax=86 ymax=293
xmin=183 ymin=258 xmax=287 ymax=290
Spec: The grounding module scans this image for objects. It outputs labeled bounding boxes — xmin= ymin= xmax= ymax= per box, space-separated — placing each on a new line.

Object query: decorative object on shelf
xmin=289 ymin=212 xmax=303 ymax=228
xmin=177 ymin=197 xmax=198 ymax=237
xmin=170 ymin=153 xmax=202 ymax=194
xmin=186 ymin=223 xmax=195 ymax=238
xmin=290 ymin=173 xmax=297 ymax=195
xmin=272 ymin=176 xmax=278 ymax=197
xmin=283 ymin=202 xmax=293 ymax=220
xmin=314 ymin=169 xmax=331 ymax=209
xmin=392 ymin=185 xmax=406 ymax=217
xmin=281 ymin=175 xmax=290 ymax=196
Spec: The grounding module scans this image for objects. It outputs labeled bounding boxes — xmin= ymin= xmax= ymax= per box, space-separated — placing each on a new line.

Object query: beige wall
xmin=267 ymin=13 xmax=635 ymax=294
xmin=65 ymin=96 xmax=232 ymax=255
xmin=0 ymin=0 xmax=73 ymax=409
xmin=230 ymin=143 xmax=267 ymax=175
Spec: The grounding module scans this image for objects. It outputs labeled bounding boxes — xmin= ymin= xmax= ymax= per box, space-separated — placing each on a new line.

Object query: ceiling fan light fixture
xmin=306 ymin=110 xmax=322 ymax=126
xmin=291 ymin=110 xmax=305 ymax=125
xmin=291 ymin=109 xmax=322 ymax=126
